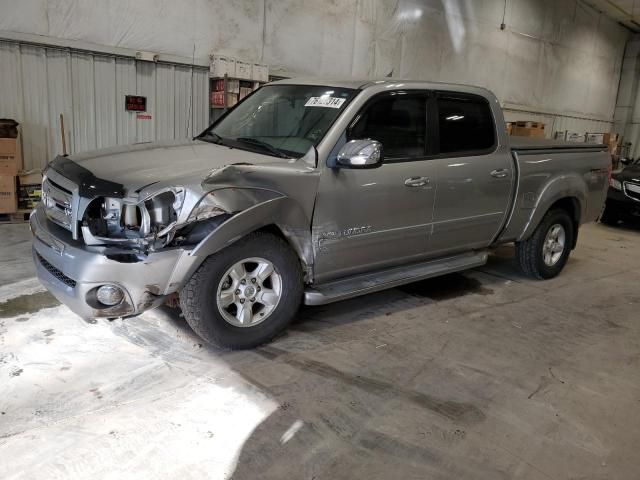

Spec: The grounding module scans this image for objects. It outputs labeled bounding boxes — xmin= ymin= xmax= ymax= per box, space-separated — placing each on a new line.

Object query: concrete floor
xmin=1 ymin=222 xmax=639 ymax=479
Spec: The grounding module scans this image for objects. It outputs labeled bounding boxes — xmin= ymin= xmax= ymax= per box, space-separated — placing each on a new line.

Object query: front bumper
xmin=30 ymin=205 xmax=197 ymax=319
xmin=606 ymin=187 xmax=640 ymax=217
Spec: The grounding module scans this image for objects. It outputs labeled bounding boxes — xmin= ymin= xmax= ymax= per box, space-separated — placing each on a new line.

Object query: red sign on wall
xmin=125 ymin=95 xmax=147 ymax=112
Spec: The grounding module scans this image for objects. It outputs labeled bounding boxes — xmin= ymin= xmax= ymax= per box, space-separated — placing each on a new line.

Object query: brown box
xmin=0 ymin=155 xmax=19 ymax=176
xmin=512 ymin=126 xmax=546 ymax=138
xmin=0 ymin=175 xmax=17 ymax=214
xmin=0 ymin=138 xmax=17 ymax=155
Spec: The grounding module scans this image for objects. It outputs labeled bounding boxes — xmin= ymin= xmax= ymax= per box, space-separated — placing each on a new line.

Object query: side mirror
xmin=336 ymin=139 xmax=383 ymax=169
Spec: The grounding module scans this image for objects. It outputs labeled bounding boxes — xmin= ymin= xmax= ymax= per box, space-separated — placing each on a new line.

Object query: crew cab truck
xmin=31 ymin=79 xmax=610 ymax=349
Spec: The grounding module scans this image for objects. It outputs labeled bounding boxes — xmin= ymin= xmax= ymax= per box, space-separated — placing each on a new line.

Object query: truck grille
xmin=37 ymin=253 xmax=77 ymax=288
xmin=42 ymin=178 xmax=74 ymax=231
xmin=624 ymin=181 xmax=640 ymax=202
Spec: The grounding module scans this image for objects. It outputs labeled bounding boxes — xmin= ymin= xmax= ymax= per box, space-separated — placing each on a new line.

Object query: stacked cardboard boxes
xmin=510 ymin=121 xmax=546 ymax=138
xmin=0 ymin=119 xmax=20 ymax=214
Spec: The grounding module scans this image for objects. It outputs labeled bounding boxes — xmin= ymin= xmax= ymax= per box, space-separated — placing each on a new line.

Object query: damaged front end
xmin=81 ymin=187 xmax=188 ymax=251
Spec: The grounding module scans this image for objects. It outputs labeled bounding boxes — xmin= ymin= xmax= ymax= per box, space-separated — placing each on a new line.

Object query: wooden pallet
xmin=0 ymin=209 xmax=31 ymax=224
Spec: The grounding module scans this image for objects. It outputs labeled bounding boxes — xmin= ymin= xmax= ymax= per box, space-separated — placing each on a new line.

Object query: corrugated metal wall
xmin=0 ymin=40 xmax=209 ymax=170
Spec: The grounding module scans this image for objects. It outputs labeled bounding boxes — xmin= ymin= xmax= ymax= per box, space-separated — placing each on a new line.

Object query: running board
xmin=304 ymin=251 xmax=489 ymax=306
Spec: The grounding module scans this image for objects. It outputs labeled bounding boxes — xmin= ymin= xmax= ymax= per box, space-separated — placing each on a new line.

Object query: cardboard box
xmin=513 ymin=121 xmax=545 ymax=130
xmin=0 ymin=175 xmax=17 ymax=214
xmin=251 ymin=63 xmax=269 ymax=82
xmin=209 ymin=55 xmax=236 ymax=77
xmin=566 ymin=132 xmax=585 ymax=143
xmin=512 ymin=126 xmax=545 ymax=138
xmin=235 ymin=61 xmax=252 ymax=80
xmin=0 ymin=138 xmax=17 ymax=155
xmin=0 ymin=155 xmax=18 ymax=176
xmin=586 ymin=133 xmax=607 ymax=144
xmin=18 ymin=170 xmax=41 ymax=186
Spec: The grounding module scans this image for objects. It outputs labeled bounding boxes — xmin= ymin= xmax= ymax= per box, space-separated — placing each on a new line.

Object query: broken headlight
xmin=82 ymin=187 xmax=185 ymax=249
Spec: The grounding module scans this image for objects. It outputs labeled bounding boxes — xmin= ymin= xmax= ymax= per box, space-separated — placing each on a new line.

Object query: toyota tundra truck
xmin=31 ymin=78 xmax=611 ymax=349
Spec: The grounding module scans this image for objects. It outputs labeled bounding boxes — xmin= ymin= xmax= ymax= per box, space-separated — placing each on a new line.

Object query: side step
xmin=304 ymin=251 xmax=488 ymax=306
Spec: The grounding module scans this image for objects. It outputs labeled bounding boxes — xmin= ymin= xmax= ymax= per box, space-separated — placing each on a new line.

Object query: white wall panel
xmin=0 ymin=40 xmax=208 ymax=169
xmin=155 ymin=64 xmax=176 ymax=141
xmin=0 ymin=0 xmax=631 ymax=159
xmin=20 ymin=46 xmax=49 ymax=171
xmin=70 ymin=53 xmax=96 ymax=154
xmin=94 ymin=56 xmax=117 ymax=149
xmin=115 ymin=58 xmax=136 ymax=146
xmin=136 ymin=61 xmax=156 ymax=143
xmin=45 ymin=50 xmax=73 ymax=158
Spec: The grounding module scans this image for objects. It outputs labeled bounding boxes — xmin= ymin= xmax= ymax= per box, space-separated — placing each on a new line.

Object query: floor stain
xmin=398 ymin=273 xmax=494 ymax=300
xmin=258 ymin=347 xmax=485 ymax=425
xmin=0 ymin=291 xmax=60 ymax=318
xmin=90 ymin=388 xmax=103 ymax=400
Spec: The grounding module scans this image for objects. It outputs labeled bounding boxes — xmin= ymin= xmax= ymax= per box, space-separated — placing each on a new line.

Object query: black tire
xmin=180 ymin=232 xmax=303 ymax=349
xmin=515 ymin=209 xmax=574 ymax=280
xmin=600 ymin=204 xmax=620 ymax=226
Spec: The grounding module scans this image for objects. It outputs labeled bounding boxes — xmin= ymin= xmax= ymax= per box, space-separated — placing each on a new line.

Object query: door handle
xmin=490 ymin=169 xmax=509 ymax=178
xmin=404 ymin=176 xmax=430 ymax=187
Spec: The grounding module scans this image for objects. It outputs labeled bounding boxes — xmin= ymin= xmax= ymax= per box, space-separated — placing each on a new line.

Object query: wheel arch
xmin=179 ymin=196 xmax=313 ymax=286
xmin=517 ymin=174 xmax=587 ymax=247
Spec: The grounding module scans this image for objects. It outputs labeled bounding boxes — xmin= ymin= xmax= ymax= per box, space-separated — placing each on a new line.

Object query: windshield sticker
xmin=305 ymin=96 xmax=346 ymax=108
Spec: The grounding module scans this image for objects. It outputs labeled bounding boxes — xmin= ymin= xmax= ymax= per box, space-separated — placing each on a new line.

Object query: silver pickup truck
xmin=31 ymin=78 xmax=610 ymax=349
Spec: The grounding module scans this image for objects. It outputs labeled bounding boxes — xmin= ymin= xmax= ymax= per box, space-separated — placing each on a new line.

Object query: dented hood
xmin=58 ymin=139 xmax=291 ymax=193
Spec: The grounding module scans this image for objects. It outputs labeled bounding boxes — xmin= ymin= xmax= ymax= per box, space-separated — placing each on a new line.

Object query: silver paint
xmin=30 ymin=79 xmax=611 ymax=320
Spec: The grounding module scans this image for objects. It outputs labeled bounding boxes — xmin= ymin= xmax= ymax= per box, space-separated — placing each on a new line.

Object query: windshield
xmin=199 ymin=85 xmax=356 ymax=158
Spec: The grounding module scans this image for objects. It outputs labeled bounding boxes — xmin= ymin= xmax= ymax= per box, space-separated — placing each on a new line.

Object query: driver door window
xmin=348 ymin=93 xmax=428 ymax=160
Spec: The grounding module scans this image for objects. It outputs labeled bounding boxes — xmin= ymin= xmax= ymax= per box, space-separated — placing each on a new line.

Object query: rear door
xmin=428 ymin=92 xmax=514 ymax=256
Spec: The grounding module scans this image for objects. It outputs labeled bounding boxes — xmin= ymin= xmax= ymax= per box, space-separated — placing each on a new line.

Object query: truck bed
xmin=509 ymin=136 xmax=608 ymax=152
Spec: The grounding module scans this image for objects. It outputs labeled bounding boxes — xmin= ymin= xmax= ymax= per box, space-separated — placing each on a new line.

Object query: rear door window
xmin=436 ymin=94 xmax=496 ymax=155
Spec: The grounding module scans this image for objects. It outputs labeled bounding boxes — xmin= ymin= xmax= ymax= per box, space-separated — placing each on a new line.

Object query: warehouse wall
xmin=0 ymin=41 xmax=209 ymax=170
xmin=0 ymin=0 xmax=630 ymax=166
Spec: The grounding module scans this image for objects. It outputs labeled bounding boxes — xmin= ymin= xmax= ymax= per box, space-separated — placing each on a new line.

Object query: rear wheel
xmin=516 ymin=209 xmax=574 ymax=279
xmin=180 ymin=232 xmax=303 ymax=349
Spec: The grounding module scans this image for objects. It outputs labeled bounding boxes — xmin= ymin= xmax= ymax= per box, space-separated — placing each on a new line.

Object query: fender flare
xmin=182 ymin=195 xmax=313 ymax=277
xmin=518 ymin=174 xmax=586 ymax=242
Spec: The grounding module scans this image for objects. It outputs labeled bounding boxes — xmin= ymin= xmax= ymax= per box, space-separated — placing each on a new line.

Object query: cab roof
xmin=269 ymin=77 xmax=490 ymax=92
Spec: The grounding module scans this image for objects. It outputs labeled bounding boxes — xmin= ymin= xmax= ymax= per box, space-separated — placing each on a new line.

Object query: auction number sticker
xmin=305 ymin=96 xmax=346 ymax=108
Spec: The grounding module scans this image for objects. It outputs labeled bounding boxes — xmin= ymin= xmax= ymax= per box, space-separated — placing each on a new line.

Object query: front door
xmin=312 ymin=91 xmax=437 ymax=283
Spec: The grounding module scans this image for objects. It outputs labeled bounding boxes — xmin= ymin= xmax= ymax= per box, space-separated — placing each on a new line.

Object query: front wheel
xmin=180 ymin=232 xmax=303 ymax=349
xmin=515 ymin=209 xmax=574 ymax=279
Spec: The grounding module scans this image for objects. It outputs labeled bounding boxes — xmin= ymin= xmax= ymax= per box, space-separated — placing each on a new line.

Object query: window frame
xmin=345 ymin=90 xmax=431 ymax=163
xmin=429 ymin=91 xmax=498 ymax=159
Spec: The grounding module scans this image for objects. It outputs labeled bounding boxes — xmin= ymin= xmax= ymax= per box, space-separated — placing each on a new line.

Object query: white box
xmin=210 ymin=55 xmax=236 ymax=77
xmin=251 ymin=63 xmax=269 ymax=82
xmin=566 ymin=132 xmax=585 ymax=143
xmin=586 ymin=133 xmax=605 ymax=144
xmin=235 ymin=60 xmax=252 ymax=80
